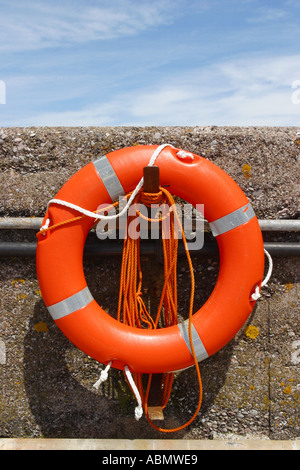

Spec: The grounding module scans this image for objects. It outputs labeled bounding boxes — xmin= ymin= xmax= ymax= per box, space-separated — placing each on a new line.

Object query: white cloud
xmin=18 ymin=54 xmax=300 ymax=127
xmin=247 ymin=6 xmax=289 ymax=23
xmin=126 ymin=54 xmax=300 ymax=126
xmin=0 ymin=0 xmax=178 ymax=52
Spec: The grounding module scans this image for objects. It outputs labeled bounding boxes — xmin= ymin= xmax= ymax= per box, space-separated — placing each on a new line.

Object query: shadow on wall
xmin=23 ymin=253 xmax=245 ymax=439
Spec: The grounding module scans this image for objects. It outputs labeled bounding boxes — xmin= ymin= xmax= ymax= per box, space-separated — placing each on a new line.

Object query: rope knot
xmin=176 ymin=150 xmax=194 ymax=162
xmin=140 ymin=190 xmax=163 ymax=206
xmin=135 ymin=405 xmax=143 ymax=421
xmin=251 ymin=286 xmax=261 ymax=301
xmin=93 ymin=361 xmax=112 ymax=389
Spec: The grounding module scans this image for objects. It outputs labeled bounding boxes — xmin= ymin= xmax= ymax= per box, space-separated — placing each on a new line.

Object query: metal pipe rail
xmin=0 ymin=218 xmax=298 ymax=257
xmin=0 ymin=241 xmax=299 ymax=257
xmin=0 ymin=217 xmax=299 ymax=232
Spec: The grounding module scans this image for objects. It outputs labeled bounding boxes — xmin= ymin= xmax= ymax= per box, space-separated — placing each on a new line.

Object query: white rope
xmin=40 ymin=144 xmax=176 ymax=230
xmin=176 ymin=150 xmax=194 ymax=161
xmin=40 ymin=218 xmax=50 ymax=231
xmin=93 ymin=361 xmax=112 ymax=389
xmin=124 ymin=365 xmax=143 ymax=421
xmin=251 ymin=249 xmax=273 ymax=301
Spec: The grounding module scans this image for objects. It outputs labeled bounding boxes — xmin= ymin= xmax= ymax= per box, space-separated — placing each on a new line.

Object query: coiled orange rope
xmin=117 ymin=187 xmax=203 ymax=433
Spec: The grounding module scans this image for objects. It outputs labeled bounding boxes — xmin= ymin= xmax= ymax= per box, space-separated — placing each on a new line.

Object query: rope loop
xmin=124 ymin=365 xmax=143 ymax=421
xmin=38 ymin=144 xmax=175 ymax=236
xmin=251 ymin=249 xmax=273 ymax=301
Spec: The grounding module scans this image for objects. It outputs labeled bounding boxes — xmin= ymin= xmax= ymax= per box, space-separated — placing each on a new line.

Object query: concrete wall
xmin=0 ymin=126 xmax=299 ymax=444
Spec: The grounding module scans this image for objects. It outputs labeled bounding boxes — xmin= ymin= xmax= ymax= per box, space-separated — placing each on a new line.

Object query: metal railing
xmin=0 ymin=218 xmax=298 ymax=257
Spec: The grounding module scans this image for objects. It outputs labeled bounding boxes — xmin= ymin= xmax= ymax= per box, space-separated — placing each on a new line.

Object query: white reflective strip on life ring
xmin=209 ymin=203 xmax=255 ymax=237
xmin=93 ymin=155 xmax=125 ymax=202
xmin=47 ymin=286 xmax=94 ymax=321
xmin=178 ymin=320 xmax=209 ymax=362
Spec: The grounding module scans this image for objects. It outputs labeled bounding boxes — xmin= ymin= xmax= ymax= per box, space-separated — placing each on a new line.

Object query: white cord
xmin=124 ymin=365 xmax=143 ymax=421
xmin=251 ymin=249 xmax=273 ymax=301
xmin=40 ymin=218 xmax=50 ymax=231
xmin=93 ymin=361 xmax=112 ymax=389
xmin=41 ymin=144 xmax=175 ymax=229
xmin=176 ymin=150 xmax=194 ymax=161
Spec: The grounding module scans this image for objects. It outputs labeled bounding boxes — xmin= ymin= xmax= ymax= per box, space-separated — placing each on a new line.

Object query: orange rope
xmin=118 ymin=187 xmax=203 ymax=433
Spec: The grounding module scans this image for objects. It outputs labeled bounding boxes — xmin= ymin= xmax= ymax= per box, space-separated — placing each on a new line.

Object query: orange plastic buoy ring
xmin=36 ymin=145 xmax=264 ymax=374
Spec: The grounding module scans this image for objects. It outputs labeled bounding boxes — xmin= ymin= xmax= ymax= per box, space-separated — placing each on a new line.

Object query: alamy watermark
xmin=291 ymin=80 xmax=300 ymax=104
xmin=0 ymin=339 xmax=6 ymax=365
xmin=0 ymin=80 xmax=6 ymax=104
xmin=95 ymin=198 xmax=205 ymax=251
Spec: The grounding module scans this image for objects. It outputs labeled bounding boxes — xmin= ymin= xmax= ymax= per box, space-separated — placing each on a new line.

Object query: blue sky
xmin=0 ymin=0 xmax=300 ymax=127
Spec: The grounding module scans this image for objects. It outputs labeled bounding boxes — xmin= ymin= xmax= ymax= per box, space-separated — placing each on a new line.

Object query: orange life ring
xmin=36 ymin=145 xmax=264 ymax=374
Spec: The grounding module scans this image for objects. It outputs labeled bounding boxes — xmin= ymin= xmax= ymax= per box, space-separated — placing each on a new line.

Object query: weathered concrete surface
xmin=0 ymin=126 xmax=300 ymax=218
xmin=0 ymin=126 xmax=299 ymax=445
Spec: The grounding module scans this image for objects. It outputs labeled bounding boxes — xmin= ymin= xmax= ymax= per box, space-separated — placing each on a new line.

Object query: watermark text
xmin=291 ymin=80 xmax=300 ymax=104
xmin=95 ymin=199 xmax=205 ymax=251
xmin=0 ymin=80 xmax=6 ymax=104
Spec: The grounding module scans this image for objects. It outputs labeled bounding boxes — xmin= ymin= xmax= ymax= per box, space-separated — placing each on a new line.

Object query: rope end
xmin=124 ymin=365 xmax=144 ymax=421
xmin=93 ymin=361 xmax=112 ymax=389
xmin=93 ymin=371 xmax=108 ymax=389
xmin=40 ymin=218 xmax=50 ymax=233
xmin=134 ymin=406 xmax=143 ymax=421
xmin=251 ymin=249 xmax=273 ymax=301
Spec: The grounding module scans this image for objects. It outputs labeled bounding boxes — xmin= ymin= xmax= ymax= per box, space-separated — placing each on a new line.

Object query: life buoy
xmin=36 ymin=145 xmax=264 ymax=374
